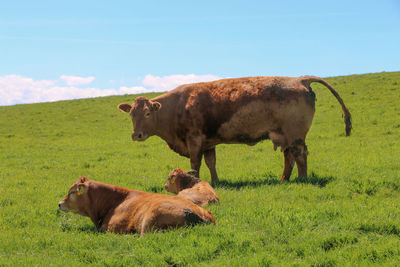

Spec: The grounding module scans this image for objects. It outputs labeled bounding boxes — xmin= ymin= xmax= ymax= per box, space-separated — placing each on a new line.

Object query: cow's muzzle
xmin=58 ymin=201 xmax=68 ymax=212
xmin=131 ymin=131 xmax=147 ymax=141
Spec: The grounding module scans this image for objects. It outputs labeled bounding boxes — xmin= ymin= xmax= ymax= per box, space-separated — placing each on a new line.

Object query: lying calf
xmin=58 ymin=176 xmax=215 ymax=235
xmin=164 ymin=168 xmax=219 ymax=207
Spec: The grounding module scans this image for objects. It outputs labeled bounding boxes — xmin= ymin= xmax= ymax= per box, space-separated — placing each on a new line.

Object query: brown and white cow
xmin=118 ymin=76 xmax=351 ymax=182
xmin=164 ymin=168 xmax=219 ymax=207
xmin=58 ymin=176 xmax=215 ymax=235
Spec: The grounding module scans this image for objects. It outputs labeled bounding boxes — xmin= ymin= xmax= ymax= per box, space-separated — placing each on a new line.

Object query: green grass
xmin=1 ymin=72 xmax=400 ymax=266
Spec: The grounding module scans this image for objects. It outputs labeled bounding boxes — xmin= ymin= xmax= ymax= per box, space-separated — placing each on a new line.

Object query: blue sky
xmin=1 ymin=0 xmax=399 ymax=105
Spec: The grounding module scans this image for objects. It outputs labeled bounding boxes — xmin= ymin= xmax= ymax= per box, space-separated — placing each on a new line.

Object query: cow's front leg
xmin=187 ymin=137 xmax=203 ymax=178
xmin=204 ymin=147 xmax=219 ymax=182
xmin=189 ymin=152 xmax=203 ymax=178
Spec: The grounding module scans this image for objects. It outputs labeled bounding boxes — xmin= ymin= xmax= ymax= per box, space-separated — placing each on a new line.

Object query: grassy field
xmin=0 ymin=71 xmax=399 ymax=266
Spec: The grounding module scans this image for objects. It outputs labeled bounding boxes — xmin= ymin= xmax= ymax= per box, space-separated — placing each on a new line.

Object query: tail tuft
xmin=344 ymin=110 xmax=352 ymax=136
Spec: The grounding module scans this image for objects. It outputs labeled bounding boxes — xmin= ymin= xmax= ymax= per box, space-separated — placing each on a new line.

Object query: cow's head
xmin=164 ymin=168 xmax=199 ymax=193
xmin=118 ymin=96 xmax=161 ymax=141
xmin=58 ymin=176 xmax=90 ymax=216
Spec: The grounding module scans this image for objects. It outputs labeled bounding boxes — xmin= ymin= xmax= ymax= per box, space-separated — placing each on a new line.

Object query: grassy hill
xmin=0 ymin=71 xmax=399 ymax=266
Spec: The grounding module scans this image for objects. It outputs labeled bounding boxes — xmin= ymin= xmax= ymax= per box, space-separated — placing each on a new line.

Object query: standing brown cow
xmin=118 ymin=76 xmax=351 ymax=182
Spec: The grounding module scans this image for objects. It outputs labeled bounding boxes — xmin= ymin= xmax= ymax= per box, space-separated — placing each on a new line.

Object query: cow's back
xmin=107 ymin=192 xmax=215 ymax=234
xmin=178 ymin=181 xmax=219 ymax=207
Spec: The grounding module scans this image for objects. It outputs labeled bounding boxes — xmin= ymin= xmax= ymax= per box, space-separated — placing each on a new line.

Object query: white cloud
xmin=60 ymin=75 xmax=95 ymax=86
xmin=119 ymin=86 xmax=148 ymax=95
xmin=0 ymin=73 xmax=222 ymax=106
xmin=41 ymin=86 xmax=118 ymax=102
xmin=0 ymin=75 xmax=56 ymax=105
xmin=142 ymin=74 xmax=221 ymax=92
xmin=0 ymin=75 xmax=118 ymax=105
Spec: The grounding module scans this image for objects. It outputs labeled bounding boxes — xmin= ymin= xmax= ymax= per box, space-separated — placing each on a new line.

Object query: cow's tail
xmin=300 ymin=76 xmax=352 ymax=136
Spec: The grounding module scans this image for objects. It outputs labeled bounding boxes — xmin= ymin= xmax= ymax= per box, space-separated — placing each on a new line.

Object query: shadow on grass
xmin=132 ymin=173 xmax=334 ymax=192
xmin=290 ymin=172 xmax=335 ymax=188
xmin=59 ymin=221 xmax=100 ymax=234
xmin=213 ymin=172 xmax=334 ymax=189
xmin=76 ymin=224 xmax=100 ymax=233
xmin=212 ymin=173 xmax=280 ymax=190
xmin=148 ymin=186 xmax=165 ymax=193
xmin=57 ymin=210 xmax=101 ymax=233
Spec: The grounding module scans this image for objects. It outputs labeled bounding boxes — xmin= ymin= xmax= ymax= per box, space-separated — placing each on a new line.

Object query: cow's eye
xmin=144 ymin=111 xmax=151 ymax=118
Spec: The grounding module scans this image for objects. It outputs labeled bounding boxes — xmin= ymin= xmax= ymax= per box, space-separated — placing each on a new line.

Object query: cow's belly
xmin=216 ymin=100 xmax=277 ymax=144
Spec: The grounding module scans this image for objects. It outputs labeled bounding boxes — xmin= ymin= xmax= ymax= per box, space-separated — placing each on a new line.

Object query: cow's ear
xmin=118 ymin=103 xmax=132 ymax=113
xmin=151 ymin=101 xmax=161 ymax=112
xmin=187 ymin=170 xmax=198 ymax=177
xmin=79 ymin=176 xmax=88 ymax=183
xmin=77 ymin=184 xmax=87 ymax=196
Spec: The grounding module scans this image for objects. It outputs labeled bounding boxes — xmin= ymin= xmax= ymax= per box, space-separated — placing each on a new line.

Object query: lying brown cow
xmin=58 ymin=176 xmax=215 ymax=235
xmin=164 ymin=168 xmax=219 ymax=207
xmin=118 ymin=76 xmax=352 ymax=182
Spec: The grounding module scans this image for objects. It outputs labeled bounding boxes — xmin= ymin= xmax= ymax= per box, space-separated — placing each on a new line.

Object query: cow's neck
xmin=152 ymin=96 xmax=179 ymax=144
xmin=178 ymin=177 xmax=201 ymax=191
xmin=86 ymin=182 xmax=130 ymax=229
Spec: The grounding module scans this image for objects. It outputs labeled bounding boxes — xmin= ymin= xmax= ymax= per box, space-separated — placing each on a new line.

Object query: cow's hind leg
xmin=291 ymin=139 xmax=308 ymax=178
xmin=204 ymin=147 xmax=219 ymax=182
xmin=270 ymin=132 xmax=295 ymax=181
xmin=280 ymin=148 xmax=295 ymax=181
